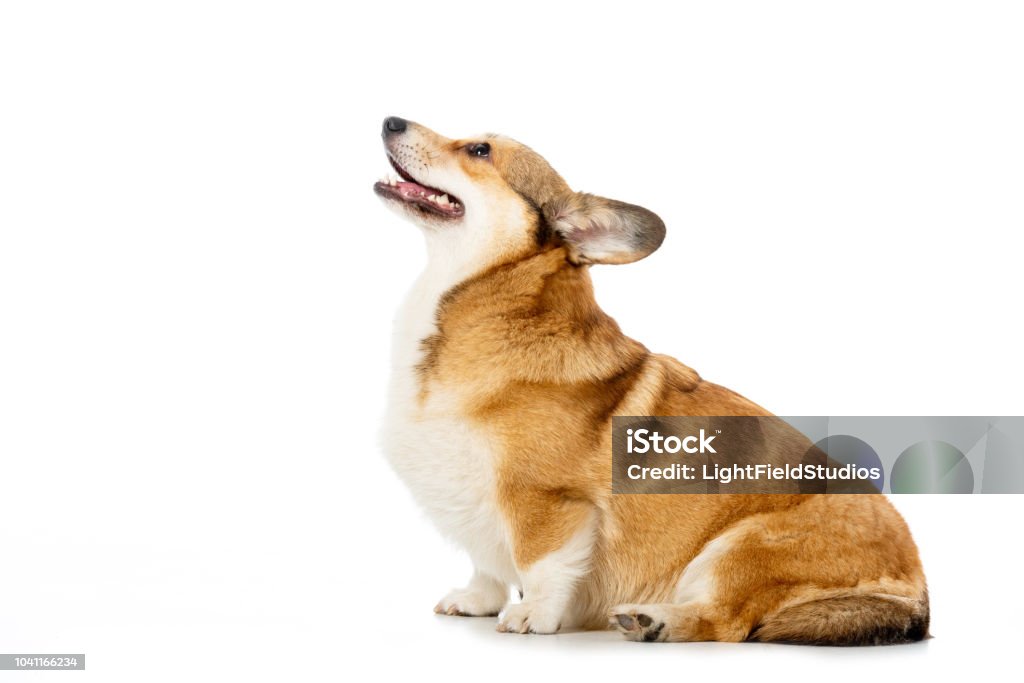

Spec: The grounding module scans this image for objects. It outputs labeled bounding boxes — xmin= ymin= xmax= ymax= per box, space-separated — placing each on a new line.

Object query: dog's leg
xmin=496 ymin=495 xmax=597 ymax=634
xmin=608 ymin=522 xmax=753 ymax=642
xmin=433 ymin=570 xmax=508 ymax=617
xmin=610 ymin=602 xmax=749 ymax=642
xmin=610 ymin=498 xmax=930 ymax=644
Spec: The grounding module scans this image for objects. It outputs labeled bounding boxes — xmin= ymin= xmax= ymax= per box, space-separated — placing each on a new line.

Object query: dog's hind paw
xmin=610 ymin=605 xmax=667 ymax=642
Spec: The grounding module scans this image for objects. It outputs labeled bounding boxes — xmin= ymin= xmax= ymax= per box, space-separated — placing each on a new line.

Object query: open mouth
xmin=373 ymin=156 xmax=464 ymax=219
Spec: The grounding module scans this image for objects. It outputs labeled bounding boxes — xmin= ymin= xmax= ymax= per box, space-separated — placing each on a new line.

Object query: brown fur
xmin=382 ymin=119 xmax=928 ymax=645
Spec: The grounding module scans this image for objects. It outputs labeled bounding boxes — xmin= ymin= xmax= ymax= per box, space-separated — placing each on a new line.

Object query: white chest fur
xmin=380 ymin=269 xmax=518 ymax=585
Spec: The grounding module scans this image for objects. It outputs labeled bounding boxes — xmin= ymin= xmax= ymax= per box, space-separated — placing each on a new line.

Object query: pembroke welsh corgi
xmin=374 ymin=116 xmax=928 ymax=644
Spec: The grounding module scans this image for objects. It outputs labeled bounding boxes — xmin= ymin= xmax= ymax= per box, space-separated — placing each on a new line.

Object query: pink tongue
xmin=396 ymin=180 xmax=430 ymax=199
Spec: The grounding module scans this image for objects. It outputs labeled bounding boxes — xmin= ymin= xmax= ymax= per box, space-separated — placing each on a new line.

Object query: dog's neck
xmin=436 ymin=248 xmax=598 ymax=334
xmin=417 ymin=247 xmax=647 ymax=393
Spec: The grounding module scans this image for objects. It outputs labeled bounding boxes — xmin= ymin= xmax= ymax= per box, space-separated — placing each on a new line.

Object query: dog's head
xmin=374 ymin=117 xmax=665 ymax=274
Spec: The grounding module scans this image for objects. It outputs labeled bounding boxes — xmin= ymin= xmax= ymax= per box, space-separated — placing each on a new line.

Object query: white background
xmin=1 ymin=1 xmax=1022 ymax=681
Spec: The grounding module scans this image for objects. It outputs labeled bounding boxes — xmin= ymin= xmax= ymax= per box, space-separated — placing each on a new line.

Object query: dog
xmin=374 ymin=116 xmax=929 ymax=644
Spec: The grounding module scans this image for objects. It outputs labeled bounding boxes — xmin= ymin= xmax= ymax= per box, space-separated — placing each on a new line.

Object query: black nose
xmin=382 ymin=116 xmax=407 ymax=137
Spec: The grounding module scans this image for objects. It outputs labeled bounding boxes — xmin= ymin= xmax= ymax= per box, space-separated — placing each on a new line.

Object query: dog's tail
xmin=749 ymin=589 xmax=930 ymax=646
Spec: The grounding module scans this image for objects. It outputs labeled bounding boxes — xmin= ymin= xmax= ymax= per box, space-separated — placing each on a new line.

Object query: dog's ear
xmin=542 ymin=192 xmax=666 ymax=265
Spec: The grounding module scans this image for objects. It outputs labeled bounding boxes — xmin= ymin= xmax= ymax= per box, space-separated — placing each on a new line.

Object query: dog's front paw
xmin=496 ymin=602 xmax=562 ymax=634
xmin=434 ymin=587 xmax=505 ymax=617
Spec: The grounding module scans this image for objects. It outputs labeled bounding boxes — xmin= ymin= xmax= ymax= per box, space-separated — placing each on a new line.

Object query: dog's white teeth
xmin=427 ymin=194 xmax=437 ymax=202
xmin=438 ymin=194 xmax=449 ymax=205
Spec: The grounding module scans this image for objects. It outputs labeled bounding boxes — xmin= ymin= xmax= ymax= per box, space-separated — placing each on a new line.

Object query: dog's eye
xmin=468 ymin=142 xmax=491 ymax=158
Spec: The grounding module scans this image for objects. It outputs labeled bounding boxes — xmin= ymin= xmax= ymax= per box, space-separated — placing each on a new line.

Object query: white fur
xmin=381 ymin=269 xmax=519 ymax=586
xmin=672 ymin=527 xmax=741 ymax=604
xmin=497 ymin=511 xmax=597 ymax=634
xmin=378 ymin=125 xmax=584 ymax=628
xmin=379 ymin=150 xmax=525 ymax=589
